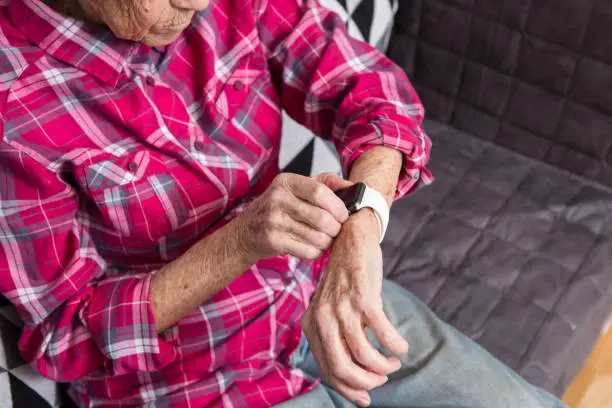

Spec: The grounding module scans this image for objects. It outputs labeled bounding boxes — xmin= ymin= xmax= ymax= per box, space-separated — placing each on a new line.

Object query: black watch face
xmin=335 ymin=183 xmax=366 ymax=214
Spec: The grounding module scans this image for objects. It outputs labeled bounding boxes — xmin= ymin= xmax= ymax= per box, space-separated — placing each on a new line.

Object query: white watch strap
xmin=357 ymin=185 xmax=389 ymax=243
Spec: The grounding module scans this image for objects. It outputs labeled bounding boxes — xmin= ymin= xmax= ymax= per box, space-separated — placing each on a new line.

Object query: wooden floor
xmin=563 ymin=322 xmax=612 ymax=408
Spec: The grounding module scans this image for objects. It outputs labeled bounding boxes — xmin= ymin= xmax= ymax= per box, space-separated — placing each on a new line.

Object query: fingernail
xmin=357 ymin=397 xmax=371 ymax=407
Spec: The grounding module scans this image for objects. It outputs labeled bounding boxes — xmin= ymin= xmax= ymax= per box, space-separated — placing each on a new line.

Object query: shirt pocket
xmin=79 ymin=151 xmax=192 ymax=240
xmin=213 ymin=53 xmax=267 ymax=120
xmin=82 ymin=151 xmax=152 ymax=190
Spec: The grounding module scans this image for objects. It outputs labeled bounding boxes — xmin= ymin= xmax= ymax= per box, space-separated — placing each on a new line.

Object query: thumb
xmin=314 ymin=172 xmax=353 ymax=192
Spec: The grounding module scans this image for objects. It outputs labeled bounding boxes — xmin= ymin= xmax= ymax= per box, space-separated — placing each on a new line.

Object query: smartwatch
xmin=335 ymin=183 xmax=389 ymax=243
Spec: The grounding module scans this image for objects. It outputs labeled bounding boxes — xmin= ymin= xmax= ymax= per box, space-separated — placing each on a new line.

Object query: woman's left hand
xmin=301 ymin=210 xmax=409 ymax=407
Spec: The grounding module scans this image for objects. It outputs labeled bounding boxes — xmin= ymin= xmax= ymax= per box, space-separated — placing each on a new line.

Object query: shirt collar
xmin=9 ymin=0 xmax=141 ymax=86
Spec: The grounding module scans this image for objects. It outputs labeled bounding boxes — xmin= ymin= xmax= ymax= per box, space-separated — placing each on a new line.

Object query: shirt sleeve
xmin=0 ymin=142 xmax=177 ymax=382
xmin=256 ymin=0 xmax=433 ymax=198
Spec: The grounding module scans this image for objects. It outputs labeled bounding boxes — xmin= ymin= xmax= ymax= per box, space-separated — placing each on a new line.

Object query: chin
xmin=143 ymin=30 xmax=183 ymax=47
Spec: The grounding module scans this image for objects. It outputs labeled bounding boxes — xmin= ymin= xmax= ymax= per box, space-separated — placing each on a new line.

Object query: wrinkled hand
xmin=235 ymin=172 xmax=351 ymax=264
xmin=302 ymin=210 xmax=409 ymax=407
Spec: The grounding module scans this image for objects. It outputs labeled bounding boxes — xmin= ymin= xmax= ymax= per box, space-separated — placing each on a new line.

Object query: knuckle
xmin=330 ymin=220 xmax=342 ymax=236
xmin=315 ymin=172 xmax=332 ymax=186
xmin=328 ymin=365 xmax=342 ymax=379
xmin=351 ymin=296 xmax=369 ymax=312
xmin=263 ymin=211 xmax=277 ymax=227
xmin=307 ymin=211 xmax=325 ymax=229
xmin=274 ymin=173 xmax=288 ymax=184
xmin=311 ymin=183 xmax=325 ymax=200
xmin=272 ymin=208 xmax=286 ymax=225
xmin=312 ymin=307 xmax=329 ymax=329
xmin=310 ymin=247 xmax=323 ymax=259
xmin=363 ymin=300 xmax=383 ymax=318
xmin=321 ymin=236 xmax=333 ymax=250
xmin=353 ymin=346 xmax=369 ymax=363
xmin=313 ymin=232 xmax=331 ymax=249
xmin=325 ymin=376 xmax=339 ymax=389
xmin=321 ymin=214 xmax=339 ymax=232
xmin=279 ymin=173 xmax=295 ymax=188
xmin=268 ymin=187 xmax=285 ymax=203
xmin=329 ymin=364 xmax=351 ymax=383
xmin=266 ymin=207 xmax=285 ymax=226
xmin=304 ymin=246 xmax=321 ymax=260
xmin=322 ymin=369 xmax=340 ymax=387
xmin=336 ymin=299 xmax=354 ymax=316
xmin=271 ymin=176 xmax=285 ymax=191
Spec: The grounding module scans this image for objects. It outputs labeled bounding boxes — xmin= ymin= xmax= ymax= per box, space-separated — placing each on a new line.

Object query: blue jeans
xmin=278 ymin=280 xmax=567 ymax=408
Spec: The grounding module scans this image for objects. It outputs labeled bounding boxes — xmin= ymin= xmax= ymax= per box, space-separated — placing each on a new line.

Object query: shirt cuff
xmin=86 ymin=272 xmax=177 ymax=375
xmin=340 ymin=116 xmax=434 ymax=200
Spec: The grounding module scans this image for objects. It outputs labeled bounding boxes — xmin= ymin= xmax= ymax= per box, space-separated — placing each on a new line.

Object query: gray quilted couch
xmin=384 ymin=0 xmax=612 ymax=397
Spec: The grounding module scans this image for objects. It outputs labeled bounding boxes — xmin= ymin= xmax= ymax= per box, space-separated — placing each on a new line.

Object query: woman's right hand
xmin=234 ymin=172 xmax=352 ymax=264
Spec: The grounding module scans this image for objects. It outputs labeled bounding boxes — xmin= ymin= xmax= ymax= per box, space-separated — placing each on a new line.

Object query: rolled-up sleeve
xmin=0 ymin=142 xmax=176 ymax=382
xmin=257 ymin=0 xmax=433 ymax=199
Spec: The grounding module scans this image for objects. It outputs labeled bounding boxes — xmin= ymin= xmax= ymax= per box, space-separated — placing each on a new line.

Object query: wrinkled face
xmin=79 ymin=0 xmax=209 ymax=46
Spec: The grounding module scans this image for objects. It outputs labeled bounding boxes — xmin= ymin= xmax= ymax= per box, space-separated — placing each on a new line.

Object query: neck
xmin=42 ymin=0 xmax=91 ymax=22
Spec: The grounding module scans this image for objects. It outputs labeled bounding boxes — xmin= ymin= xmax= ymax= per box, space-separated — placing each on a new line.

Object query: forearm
xmin=349 ymin=146 xmax=402 ymax=207
xmin=150 ymin=221 xmax=252 ymax=332
xmin=151 ymin=146 xmax=404 ymax=332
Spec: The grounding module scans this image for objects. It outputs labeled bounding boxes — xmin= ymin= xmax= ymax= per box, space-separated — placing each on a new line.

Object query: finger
xmin=303 ymin=317 xmax=372 ymax=405
xmin=284 ymin=196 xmax=342 ymax=238
xmin=344 ymin=321 xmax=402 ymax=375
xmin=282 ymin=174 xmax=349 ymax=223
xmin=284 ymin=219 xmax=333 ymax=250
xmin=365 ymin=308 xmax=409 ymax=356
xmin=314 ymin=172 xmax=353 ymax=192
xmin=329 ymin=377 xmax=373 ymax=407
xmin=314 ymin=309 xmax=388 ymax=390
xmin=282 ymin=238 xmax=323 ymax=260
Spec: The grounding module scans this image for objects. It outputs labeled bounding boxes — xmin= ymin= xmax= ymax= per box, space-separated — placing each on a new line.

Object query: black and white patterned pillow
xmin=279 ymin=0 xmax=399 ymax=176
xmin=0 ymin=299 xmax=64 ymax=408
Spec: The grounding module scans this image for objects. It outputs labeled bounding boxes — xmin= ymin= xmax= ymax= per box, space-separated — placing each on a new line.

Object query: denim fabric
xmin=278 ymin=280 xmax=568 ymax=408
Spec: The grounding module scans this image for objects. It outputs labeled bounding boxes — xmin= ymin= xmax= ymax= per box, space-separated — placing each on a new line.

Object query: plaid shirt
xmin=0 ymin=0 xmax=431 ymax=406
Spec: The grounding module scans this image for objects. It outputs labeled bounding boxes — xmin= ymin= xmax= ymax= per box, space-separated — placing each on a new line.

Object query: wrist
xmin=345 ymin=208 xmax=382 ymax=242
xmin=216 ymin=218 xmax=258 ymax=268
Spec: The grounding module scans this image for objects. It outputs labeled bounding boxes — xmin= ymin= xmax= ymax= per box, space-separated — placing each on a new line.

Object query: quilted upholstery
xmin=389 ymin=0 xmax=612 ymax=185
xmin=383 ymin=120 xmax=612 ymax=396
xmin=384 ymin=0 xmax=612 ymax=396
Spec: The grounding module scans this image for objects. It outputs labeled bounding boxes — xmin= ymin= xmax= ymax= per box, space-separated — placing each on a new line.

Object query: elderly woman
xmin=0 ymin=0 xmax=566 ymax=407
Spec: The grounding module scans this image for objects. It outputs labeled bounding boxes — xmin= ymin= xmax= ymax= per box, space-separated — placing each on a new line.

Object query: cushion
xmin=383 ymin=120 xmax=612 ymax=396
xmin=0 ymin=299 xmax=62 ymax=408
xmin=279 ymin=0 xmax=399 ymax=176
xmin=388 ymin=0 xmax=612 ymax=186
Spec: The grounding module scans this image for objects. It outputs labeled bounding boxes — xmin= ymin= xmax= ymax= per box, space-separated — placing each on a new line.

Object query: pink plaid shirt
xmin=0 ymin=0 xmax=431 ymax=406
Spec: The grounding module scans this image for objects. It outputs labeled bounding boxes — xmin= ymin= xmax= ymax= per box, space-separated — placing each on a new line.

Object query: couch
xmin=385 ymin=0 xmax=612 ymax=397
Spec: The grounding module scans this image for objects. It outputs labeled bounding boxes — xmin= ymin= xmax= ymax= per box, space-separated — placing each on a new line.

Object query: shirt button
xmin=194 ymin=141 xmax=205 ymax=151
xmin=128 ymin=162 xmax=139 ymax=172
xmin=233 ymin=80 xmax=243 ymax=91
